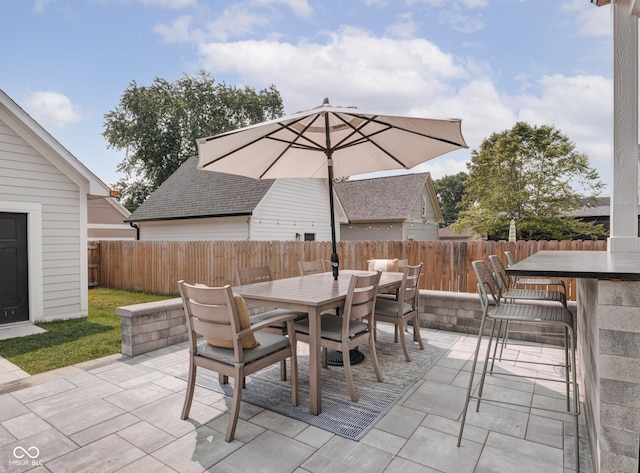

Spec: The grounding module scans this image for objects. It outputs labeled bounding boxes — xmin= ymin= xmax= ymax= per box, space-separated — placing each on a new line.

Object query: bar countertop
xmin=505 ymin=250 xmax=640 ymax=280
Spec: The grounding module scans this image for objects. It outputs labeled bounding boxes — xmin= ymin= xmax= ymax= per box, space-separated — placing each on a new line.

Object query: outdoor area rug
xmin=179 ymin=326 xmax=459 ymax=441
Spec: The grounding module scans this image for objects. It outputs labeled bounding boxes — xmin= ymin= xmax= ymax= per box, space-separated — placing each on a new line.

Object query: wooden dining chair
xmin=178 ymin=280 xmax=298 ymax=442
xmin=294 ymin=271 xmax=383 ymax=402
xmin=374 ymin=263 xmax=425 ymax=361
xmin=235 ymin=265 xmax=307 ymax=381
xmin=298 ymin=259 xmax=326 ymax=276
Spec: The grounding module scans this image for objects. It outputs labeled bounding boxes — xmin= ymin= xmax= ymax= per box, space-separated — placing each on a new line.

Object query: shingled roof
xmin=127 ymin=156 xmax=275 ymax=222
xmin=335 ymin=172 xmax=437 ymax=222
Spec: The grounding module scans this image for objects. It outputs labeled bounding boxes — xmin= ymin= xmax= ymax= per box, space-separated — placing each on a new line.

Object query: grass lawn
xmin=0 ymin=288 xmax=175 ymax=375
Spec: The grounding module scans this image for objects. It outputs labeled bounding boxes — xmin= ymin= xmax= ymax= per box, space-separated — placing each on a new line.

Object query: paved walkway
xmin=0 ymin=329 xmax=592 ymax=472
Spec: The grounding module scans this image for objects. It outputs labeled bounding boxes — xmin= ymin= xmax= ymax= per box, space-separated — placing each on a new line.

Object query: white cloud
xmin=154 ymin=15 xmax=199 ymax=43
xmin=250 ymin=0 xmax=313 ymax=18
xmin=24 ymin=91 xmax=85 ymax=128
xmin=386 ymin=12 xmax=419 ymax=39
xmin=137 ymin=0 xmax=197 ymax=8
xmin=517 ymin=74 xmax=612 ymax=166
xmin=561 ymin=0 xmax=611 ymax=37
xmin=33 ymin=0 xmax=50 ymax=13
xmin=198 ymin=26 xmax=467 ymax=114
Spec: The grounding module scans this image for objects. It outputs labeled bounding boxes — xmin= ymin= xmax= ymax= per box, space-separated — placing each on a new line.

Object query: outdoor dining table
xmin=233 ymin=269 xmax=404 ymax=415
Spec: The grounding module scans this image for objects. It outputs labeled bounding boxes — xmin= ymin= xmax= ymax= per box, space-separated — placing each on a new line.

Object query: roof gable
xmin=335 ymin=172 xmax=437 ymax=222
xmin=128 ymin=156 xmax=275 ymax=222
xmin=0 ymin=88 xmax=110 ymax=197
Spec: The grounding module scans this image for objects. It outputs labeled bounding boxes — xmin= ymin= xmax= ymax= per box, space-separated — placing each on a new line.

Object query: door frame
xmin=0 ymin=201 xmax=43 ymax=323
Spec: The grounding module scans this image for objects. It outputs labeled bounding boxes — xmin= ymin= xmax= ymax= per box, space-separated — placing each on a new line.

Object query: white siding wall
xmin=0 ymin=119 xmax=84 ymax=322
xmin=251 ymin=179 xmax=338 ymax=241
xmin=405 ymin=187 xmax=440 ymax=240
xmin=341 ymin=223 xmax=404 ymax=241
xmin=139 ymin=216 xmax=249 ymax=240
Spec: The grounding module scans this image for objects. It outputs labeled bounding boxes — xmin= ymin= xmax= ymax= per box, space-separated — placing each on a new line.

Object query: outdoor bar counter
xmin=506 ymin=250 xmax=640 ymax=473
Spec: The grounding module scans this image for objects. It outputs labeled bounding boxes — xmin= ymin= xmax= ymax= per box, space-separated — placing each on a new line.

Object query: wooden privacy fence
xmin=94 ymin=239 xmax=606 ymax=301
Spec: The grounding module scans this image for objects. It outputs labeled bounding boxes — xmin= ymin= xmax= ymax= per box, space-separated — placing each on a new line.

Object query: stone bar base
xmin=577 ymin=279 xmax=640 ymax=473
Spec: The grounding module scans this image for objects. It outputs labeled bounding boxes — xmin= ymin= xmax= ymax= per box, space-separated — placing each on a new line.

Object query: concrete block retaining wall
xmin=420 ymin=290 xmax=577 ymax=347
xmin=117 ymin=298 xmax=185 ymax=357
xmin=119 ymin=290 xmax=576 ymax=357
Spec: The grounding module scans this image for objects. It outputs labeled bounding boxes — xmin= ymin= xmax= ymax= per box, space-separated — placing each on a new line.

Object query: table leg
xmin=308 ymin=307 xmax=321 ymax=415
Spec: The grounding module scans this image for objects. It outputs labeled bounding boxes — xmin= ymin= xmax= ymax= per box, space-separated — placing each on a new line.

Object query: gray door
xmin=0 ymin=212 xmax=29 ymax=324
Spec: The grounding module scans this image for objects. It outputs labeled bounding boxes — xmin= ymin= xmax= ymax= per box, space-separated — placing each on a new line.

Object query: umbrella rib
xmin=199 ymin=115 xmax=322 ymax=169
xmin=257 ymin=116 xmax=325 ymax=179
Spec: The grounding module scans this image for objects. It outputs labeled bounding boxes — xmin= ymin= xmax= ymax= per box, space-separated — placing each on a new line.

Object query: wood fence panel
xmin=95 ymin=239 xmax=607 ymax=299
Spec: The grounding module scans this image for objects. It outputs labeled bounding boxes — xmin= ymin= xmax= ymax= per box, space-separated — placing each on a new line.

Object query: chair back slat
xmin=178 ymin=280 xmax=240 ymax=347
xmin=398 ymin=263 xmax=423 ymax=309
xmin=299 ymin=260 xmax=325 ymax=276
xmin=236 ymin=265 xmax=273 ymax=285
xmin=342 ymin=272 xmax=381 ymax=333
xmin=471 ymin=260 xmax=500 ymax=305
xmin=192 ymin=317 xmax=234 ymax=341
xmin=504 ymin=250 xmax=516 ymax=267
xmin=489 ymin=254 xmax=513 ymax=292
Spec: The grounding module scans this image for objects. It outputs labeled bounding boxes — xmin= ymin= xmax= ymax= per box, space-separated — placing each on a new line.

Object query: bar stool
xmin=457 ymin=260 xmax=580 ymax=472
xmin=505 ymin=250 xmax=566 ymax=294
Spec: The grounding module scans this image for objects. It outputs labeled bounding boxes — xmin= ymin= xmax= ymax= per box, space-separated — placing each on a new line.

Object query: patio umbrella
xmin=509 ymin=218 xmax=517 ymax=242
xmin=197 ymin=98 xmax=468 ymax=280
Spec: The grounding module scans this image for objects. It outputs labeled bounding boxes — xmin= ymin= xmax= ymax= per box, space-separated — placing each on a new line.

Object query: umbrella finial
xmin=322 ymin=97 xmax=330 ymax=105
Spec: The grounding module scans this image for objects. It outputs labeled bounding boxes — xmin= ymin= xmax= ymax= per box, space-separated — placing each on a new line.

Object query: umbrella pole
xmin=324 ymin=111 xmax=339 ymax=280
xmin=327 ymin=157 xmax=339 ymax=280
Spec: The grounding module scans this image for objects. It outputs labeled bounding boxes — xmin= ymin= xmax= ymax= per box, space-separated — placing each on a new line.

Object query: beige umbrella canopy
xmin=197 ymin=99 xmax=468 ymax=279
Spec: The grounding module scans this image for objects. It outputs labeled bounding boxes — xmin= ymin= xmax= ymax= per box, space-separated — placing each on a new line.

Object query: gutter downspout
xmin=129 ymin=221 xmax=140 ymax=240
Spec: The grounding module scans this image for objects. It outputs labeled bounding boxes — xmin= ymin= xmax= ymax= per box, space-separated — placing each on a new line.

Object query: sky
xmin=1 ymin=0 xmax=614 ymax=194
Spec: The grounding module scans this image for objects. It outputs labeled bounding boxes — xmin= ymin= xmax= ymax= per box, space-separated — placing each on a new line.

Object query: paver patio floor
xmin=0 ymin=328 xmax=592 ymax=472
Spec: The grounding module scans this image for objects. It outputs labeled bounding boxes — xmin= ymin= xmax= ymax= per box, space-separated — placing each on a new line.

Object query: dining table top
xmin=232 ymin=270 xmax=404 ymax=306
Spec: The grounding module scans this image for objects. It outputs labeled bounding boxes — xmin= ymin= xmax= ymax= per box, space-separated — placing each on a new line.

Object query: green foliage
xmin=451 ymin=122 xmax=607 ymax=241
xmin=434 ymin=172 xmax=468 ymax=226
xmin=0 ymin=288 xmax=173 ymax=374
xmin=103 ymin=71 xmax=284 ymax=211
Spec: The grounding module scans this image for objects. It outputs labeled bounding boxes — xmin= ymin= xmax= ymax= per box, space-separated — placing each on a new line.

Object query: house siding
xmin=0 ymin=119 xmax=84 ymax=321
xmin=251 ymin=179 xmax=338 ymax=241
xmin=341 ymin=223 xmax=404 ymax=241
xmin=88 ymin=198 xmax=136 ymax=240
xmin=139 ymin=216 xmax=249 ymax=240
xmin=405 ymin=187 xmax=439 ymax=241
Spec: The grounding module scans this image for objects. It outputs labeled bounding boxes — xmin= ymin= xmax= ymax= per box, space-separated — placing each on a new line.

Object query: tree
xmin=434 ymin=172 xmax=468 ymax=226
xmin=103 ymin=71 xmax=284 ymax=211
xmin=451 ymin=122 xmax=607 ymax=241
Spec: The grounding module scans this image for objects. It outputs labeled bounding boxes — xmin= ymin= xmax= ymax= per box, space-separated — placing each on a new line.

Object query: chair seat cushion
xmin=250 ymin=309 xmax=308 ymax=329
xmin=295 ymin=314 xmax=369 ymax=342
xmin=198 ymin=331 xmax=290 ymax=364
xmin=367 ymin=258 xmax=399 ymax=272
xmin=205 ymin=295 xmax=259 ymax=349
xmin=375 ymin=297 xmax=412 ymax=317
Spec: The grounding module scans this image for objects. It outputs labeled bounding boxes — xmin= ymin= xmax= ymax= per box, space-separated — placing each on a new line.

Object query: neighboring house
xmin=334 ymin=173 xmax=444 ymax=241
xmin=88 ymin=196 xmax=137 ymax=241
xmin=572 ymin=196 xmax=640 ymax=239
xmin=126 ymin=156 xmax=347 ymax=241
xmin=438 ymin=227 xmax=481 ymax=240
xmin=0 ymin=89 xmax=112 ymax=326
